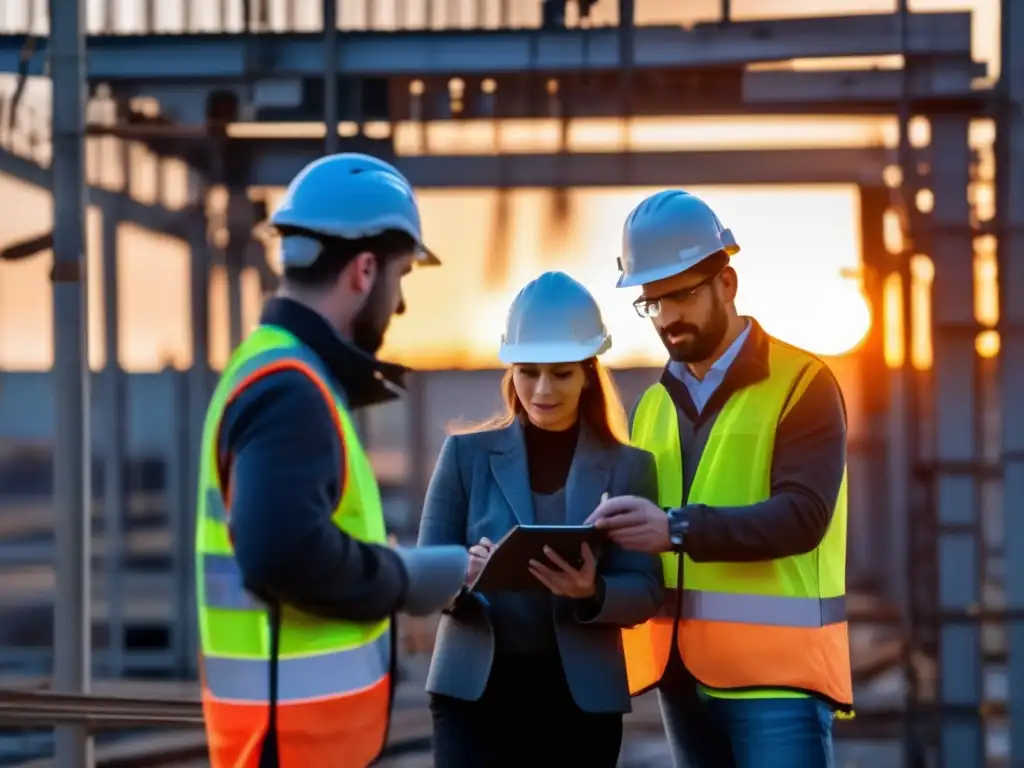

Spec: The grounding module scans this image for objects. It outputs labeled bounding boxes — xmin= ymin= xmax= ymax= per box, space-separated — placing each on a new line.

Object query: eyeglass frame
xmin=632 ymin=267 xmax=725 ymax=319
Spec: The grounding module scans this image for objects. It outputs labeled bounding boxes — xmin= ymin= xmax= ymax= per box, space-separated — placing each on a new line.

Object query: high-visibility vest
xmin=622 ymin=339 xmax=853 ymax=709
xmin=196 ymin=324 xmax=392 ymax=768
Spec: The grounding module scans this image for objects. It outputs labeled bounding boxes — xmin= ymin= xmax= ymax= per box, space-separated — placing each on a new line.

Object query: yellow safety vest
xmin=621 ymin=338 xmax=853 ymax=710
xmin=195 ymin=324 xmax=393 ymax=768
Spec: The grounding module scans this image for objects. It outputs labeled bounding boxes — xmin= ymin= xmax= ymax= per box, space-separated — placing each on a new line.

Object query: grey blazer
xmin=416 ymin=420 xmax=663 ymax=714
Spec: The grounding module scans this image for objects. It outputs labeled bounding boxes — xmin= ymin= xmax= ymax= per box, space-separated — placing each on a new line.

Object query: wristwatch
xmin=666 ymin=507 xmax=691 ymax=551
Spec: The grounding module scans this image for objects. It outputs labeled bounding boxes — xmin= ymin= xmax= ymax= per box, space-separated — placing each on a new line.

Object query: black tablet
xmin=470 ymin=524 xmax=605 ymax=594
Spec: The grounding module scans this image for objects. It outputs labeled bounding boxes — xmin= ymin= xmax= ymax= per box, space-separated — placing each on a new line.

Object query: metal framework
xmin=0 ymin=1 xmax=1018 ymax=766
xmin=0 ymin=12 xmax=973 ymax=81
xmin=128 ymin=143 xmax=895 ymax=188
xmin=996 ymin=0 xmax=1024 ymax=760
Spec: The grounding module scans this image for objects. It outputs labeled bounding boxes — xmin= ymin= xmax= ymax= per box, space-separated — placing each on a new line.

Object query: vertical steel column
xmin=541 ymin=0 xmax=566 ymax=27
xmin=893 ymin=9 xmax=931 ymax=758
xmin=324 ymin=0 xmax=338 ymax=155
xmin=225 ymin=187 xmax=247 ymax=351
xmin=929 ymin=114 xmax=985 ymax=768
xmin=996 ymin=0 xmax=1024 ymax=759
xmin=49 ymin=0 xmax=92 ymax=763
xmin=100 ymin=135 xmax=127 ymax=677
xmin=404 ymin=372 xmax=429 ymax=534
xmin=182 ymin=171 xmax=211 ymax=677
xmin=165 ymin=364 xmax=187 ymax=674
xmin=857 ymin=186 xmax=894 ymax=594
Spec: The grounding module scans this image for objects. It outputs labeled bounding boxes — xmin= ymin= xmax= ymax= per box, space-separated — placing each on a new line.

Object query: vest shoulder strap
xmin=632 ymin=382 xmax=672 ymax=433
xmin=215 ymin=328 xmax=347 ymax=506
xmin=767 ymin=339 xmax=827 ymax=422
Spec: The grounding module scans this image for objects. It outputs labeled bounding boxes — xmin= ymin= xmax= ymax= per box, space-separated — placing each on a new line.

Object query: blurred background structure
xmin=0 ymin=0 xmax=1019 ymax=765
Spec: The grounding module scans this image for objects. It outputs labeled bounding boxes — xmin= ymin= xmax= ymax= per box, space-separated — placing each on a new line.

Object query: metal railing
xmin=0 ymin=0 xmax=935 ymax=36
xmin=0 ymin=0 xmax=574 ymax=34
xmin=0 ymin=689 xmax=201 ymax=729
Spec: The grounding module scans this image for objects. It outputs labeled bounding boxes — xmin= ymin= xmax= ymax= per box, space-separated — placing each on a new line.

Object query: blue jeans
xmin=658 ymin=665 xmax=834 ymax=768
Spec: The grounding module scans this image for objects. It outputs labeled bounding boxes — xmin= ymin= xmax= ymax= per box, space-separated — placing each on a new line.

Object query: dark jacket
xmin=220 ymin=297 xmax=466 ymax=622
xmin=639 ymin=318 xmax=849 ymax=563
xmin=418 ymin=420 xmax=663 ymax=713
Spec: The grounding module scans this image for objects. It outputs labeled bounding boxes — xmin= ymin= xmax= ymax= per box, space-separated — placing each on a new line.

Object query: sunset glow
xmin=0 ymin=0 xmax=1004 ymax=371
xmin=0 ymin=178 xmax=871 ymax=370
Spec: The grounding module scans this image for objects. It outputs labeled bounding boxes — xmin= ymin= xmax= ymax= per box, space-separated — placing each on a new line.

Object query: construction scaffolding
xmin=0 ymin=0 xmax=1019 ymax=765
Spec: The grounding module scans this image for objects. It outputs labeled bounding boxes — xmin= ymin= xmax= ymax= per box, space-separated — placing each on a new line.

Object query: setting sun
xmin=0 ymin=180 xmax=872 ymax=370
xmin=377 ymin=184 xmax=872 ymax=368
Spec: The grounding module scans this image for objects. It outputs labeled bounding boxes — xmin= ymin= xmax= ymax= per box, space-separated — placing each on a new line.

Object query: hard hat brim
xmin=616 ymin=243 xmax=740 ymax=289
xmin=416 ymin=244 xmax=442 ymax=267
xmin=498 ymin=336 xmax=612 ymax=365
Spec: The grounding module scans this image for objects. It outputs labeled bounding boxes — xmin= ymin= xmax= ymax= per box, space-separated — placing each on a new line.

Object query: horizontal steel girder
xmin=130 ymin=60 xmax=986 ymax=127
xmin=0 ymin=12 xmax=971 ymax=81
xmin=0 ymin=148 xmax=187 ymax=236
xmin=236 ymin=144 xmax=893 ymax=187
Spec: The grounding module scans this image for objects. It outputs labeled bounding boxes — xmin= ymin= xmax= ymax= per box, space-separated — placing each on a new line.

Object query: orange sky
xmin=0 ymin=0 xmax=1001 ymax=371
xmin=0 ymin=176 xmax=868 ymax=370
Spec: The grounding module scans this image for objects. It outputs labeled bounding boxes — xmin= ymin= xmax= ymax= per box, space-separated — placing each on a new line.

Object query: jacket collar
xmin=259 ymin=296 xmax=408 ymax=410
xmin=659 ymin=316 xmax=771 ymax=425
xmin=488 ymin=416 xmax=612 ymax=526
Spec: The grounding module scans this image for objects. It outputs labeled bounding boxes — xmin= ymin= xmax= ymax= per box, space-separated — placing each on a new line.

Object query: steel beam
xmin=929 ymin=114 xmax=985 ymax=768
xmin=99 ymin=126 xmax=895 ymax=186
xmin=130 ymin=61 xmax=985 ymax=126
xmin=241 ymin=146 xmax=892 ymax=188
xmin=182 ymin=172 xmax=210 ymax=680
xmin=996 ymin=0 xmax=1024 ymax=762
xmin=742 ymin=63 xmax=984 ymax=108
xmin=323 ymin=0 xmax=339 ymax=155
xmin=0 ymin=12 xmax=972 ymax=81
xmin=48 ymin=0 xmax=92 ymax=763
xmin=100 ymin=123 xmax=129 ymax=680
xmin=0 ymin=147 xmax=187 ymax=236
xmin=857 ymin=186 xmax=895 ymax=594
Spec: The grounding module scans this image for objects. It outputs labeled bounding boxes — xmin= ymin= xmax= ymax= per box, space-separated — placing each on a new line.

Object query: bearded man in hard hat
xmin=586 ymin=190 xmax=852 ymax=767
xmin=194 ymin=154 xmax=469 ymax=768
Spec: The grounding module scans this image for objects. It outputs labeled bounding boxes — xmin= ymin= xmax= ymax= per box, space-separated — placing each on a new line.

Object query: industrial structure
xmin=0 ymin=0 xmax=1020 ymax=766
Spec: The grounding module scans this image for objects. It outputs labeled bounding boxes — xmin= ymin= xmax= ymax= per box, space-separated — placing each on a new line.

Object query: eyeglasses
xmin=632 ymin=270 xmax=722 ymax=319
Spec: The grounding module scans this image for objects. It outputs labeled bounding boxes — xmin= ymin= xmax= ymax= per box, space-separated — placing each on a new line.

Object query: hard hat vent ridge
xmin=269 ymin=152 xmax=440 ymax=268
xmin=498 ymin=271 xmax=612 ymax=365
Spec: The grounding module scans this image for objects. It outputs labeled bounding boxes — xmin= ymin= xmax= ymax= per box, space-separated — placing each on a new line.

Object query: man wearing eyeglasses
xmin=585 ymin=190 xmax=852 ymax=767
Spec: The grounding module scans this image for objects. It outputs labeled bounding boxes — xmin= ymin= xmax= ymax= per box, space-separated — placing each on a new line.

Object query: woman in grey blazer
xmin=417 ymin=271 xmax=664 ymax=767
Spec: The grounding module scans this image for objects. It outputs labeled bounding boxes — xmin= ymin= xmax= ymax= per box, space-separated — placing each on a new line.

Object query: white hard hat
xmin=270 ymin=152 xmax=439 ymax=267
xmin=617 ymin=190 xmax=739 ymax=289
xmin=499 ymin=271 xmax=612 ymax=365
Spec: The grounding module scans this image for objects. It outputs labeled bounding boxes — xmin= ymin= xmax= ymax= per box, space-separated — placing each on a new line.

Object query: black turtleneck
xmin=523 ymin=419 xmax=580 ymax=494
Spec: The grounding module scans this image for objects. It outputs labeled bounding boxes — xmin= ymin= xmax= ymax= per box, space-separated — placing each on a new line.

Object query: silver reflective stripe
xmin=204 ymin=487 xmax=228 ymax=524
xmin=202 ymin=553 xmax=264 ymax=610
xmin=669 ymin=589 xmax=846 ymax=628
xmin=203 ymin=631 xmax=391 ymax=703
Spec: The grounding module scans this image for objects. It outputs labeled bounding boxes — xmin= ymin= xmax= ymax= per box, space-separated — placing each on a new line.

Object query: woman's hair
xmin=450 ymin=358 xmax=630 ymax=445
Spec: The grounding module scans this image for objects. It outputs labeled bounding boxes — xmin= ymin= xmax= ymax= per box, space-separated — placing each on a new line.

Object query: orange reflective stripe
xmin=202 ymin=631 xmax=390 ymax=703
xmin=679 ymin=620 xmax=853 ymax=706
xmin=622 ymin=619 xmax=674 ymax=696
xmin=204 ymin=677 xmax=391 ymax=768
xmin=624 ymin=590 xmax=849 ymax=697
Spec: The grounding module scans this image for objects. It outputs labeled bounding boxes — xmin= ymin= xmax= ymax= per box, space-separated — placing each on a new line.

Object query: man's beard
xmin=351 ymin=281 xmax=389 ymax=355
xmin=658 ymin=296 xmax=729 ymax=364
